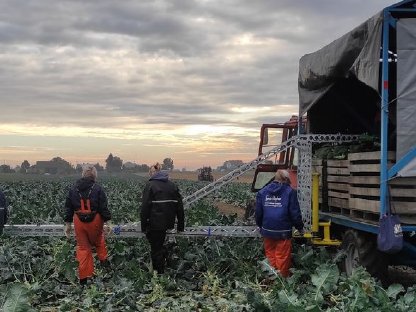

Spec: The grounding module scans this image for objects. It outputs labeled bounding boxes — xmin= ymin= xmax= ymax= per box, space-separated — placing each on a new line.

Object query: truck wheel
xmin=341 ymin=229 xmax=388 ymax=281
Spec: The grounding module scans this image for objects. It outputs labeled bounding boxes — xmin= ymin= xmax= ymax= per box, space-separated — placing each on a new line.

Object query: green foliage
xmin=1 ymin=176 xmax=416 ymax=310
xmin=2 ymin=284 xmax=35 ymax=312
xmin=313 ymin=133 xmax=381 ymax=160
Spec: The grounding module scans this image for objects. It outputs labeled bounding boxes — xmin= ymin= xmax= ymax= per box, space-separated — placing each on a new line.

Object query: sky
xmin=0 ymin=0 xmax=394 ymax=170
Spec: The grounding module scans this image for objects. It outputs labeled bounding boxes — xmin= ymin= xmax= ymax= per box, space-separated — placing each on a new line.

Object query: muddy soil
xmin=215 ymin=201 xmax=246 ymax=219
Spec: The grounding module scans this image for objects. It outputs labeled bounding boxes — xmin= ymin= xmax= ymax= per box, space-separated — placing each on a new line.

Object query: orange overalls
xmin=263 ymin=238 xmax=292 ymax=278
xmin=74 ymin=191 xmax=108 ymax=280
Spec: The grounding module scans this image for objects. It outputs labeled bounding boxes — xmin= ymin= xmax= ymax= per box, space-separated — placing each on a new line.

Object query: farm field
xmin=169 ymin=170 xmax=255 ymax=183
xmin=1 ymin=174 xmax=416 ymax=311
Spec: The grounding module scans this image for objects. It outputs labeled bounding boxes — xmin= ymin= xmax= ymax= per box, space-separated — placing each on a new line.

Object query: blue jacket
xmin=255 ymin=181 xmax=303 ymax=239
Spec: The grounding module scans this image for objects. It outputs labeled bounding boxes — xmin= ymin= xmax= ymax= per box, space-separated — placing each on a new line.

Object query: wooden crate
xmin=348 ymin=151 xmax=416 ymax=224
xmin=316 ymin=151 xmax=416 ymax=224
xmin=327 ymin=159 xmax=349 ymax=213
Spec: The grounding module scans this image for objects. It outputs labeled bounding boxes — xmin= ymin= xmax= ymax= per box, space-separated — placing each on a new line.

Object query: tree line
xmin=0 ymin=154 xmax=175 ymax=174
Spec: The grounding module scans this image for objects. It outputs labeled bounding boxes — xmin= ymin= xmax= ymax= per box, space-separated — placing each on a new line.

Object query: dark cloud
xmin=0 ymin=0 xmax=392 ymax=133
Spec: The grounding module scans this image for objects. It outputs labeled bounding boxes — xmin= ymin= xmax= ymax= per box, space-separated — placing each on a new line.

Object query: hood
xmin=76 ymin=177 xmax=95 ymax=192
xmin=150 ymin=170 xmax=169 ymax=182
xmin=264 ymin=181 xmax=289 ymax=195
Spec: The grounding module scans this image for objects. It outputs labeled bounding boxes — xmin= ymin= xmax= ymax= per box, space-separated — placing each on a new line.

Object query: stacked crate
xmin=314 ymin=151 xmax=416 ymax=224
xmin=326 ymin=159 xmax=350 ymax=215
xmin=348 ymin=151 xmax=395 ymax=221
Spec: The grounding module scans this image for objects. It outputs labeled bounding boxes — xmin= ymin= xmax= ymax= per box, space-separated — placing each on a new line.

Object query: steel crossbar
xmin=183 ymin=134 xmax=358 ymax=206
xmin=3 ymin=224 xmax=261 ymax=238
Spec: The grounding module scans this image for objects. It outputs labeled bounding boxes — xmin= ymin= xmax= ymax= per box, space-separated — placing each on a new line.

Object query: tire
xmin=340 ymin=229 xmax=389 ymax=281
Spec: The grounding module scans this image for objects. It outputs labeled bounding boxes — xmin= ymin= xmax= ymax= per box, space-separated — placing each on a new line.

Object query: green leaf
xmin=387 ymin=284 xmax=404 ymax=299
xmin=2 ymin=284 xmax=34 ymax=312
xmin=311 ymin=263 xmax=339 ymax=303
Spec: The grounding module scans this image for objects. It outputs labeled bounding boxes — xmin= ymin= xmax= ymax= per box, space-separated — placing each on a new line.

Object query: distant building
xmin=34 ymin=158 xmax=74 ymax=174
xmin=123 ymin=162 xmax=137 ymax=169
xmin=35 ymin=161 xmax=67 ymax=174
xmin=217 ymin=160 xmax=244 ymax=171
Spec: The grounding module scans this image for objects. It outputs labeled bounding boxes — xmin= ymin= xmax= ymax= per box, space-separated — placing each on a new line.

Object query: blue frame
xmin=388 ymin=147 xmax=416 ymax=179
xmin=380 ymin=1 xmax=416 ymax=217
xmin=324 ymin=1 xmax=416 ymax=235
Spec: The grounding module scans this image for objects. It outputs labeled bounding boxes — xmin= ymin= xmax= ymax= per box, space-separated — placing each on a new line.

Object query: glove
xmin=293 ymin=229 xmax=304 ymax=237
xmin=64 ymin=222 xmax=72 ymax=239
xmin=103 ymin=222 xmax=112 ymax=236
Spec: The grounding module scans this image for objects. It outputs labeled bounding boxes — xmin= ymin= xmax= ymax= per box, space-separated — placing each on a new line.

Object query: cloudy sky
xmin=0 ymin=0 xmax=393 ymax=170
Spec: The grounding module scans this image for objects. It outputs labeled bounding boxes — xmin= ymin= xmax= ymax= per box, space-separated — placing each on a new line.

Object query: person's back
xmin=255 ymin=169 xmax=303 ymax=278
xmin=143 ymin=170 xmax=184 ymax=232
xmin=140 ymin=163 xmax=184 ymax=273
xmin=0 ymin=189 xmax=8 ymax=232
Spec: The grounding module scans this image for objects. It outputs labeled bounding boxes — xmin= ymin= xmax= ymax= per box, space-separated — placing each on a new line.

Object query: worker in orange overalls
xmin=255 ymin=169 xmax=304 ymax=278
xmin=64 ymin=165 xmax=112 ymax=285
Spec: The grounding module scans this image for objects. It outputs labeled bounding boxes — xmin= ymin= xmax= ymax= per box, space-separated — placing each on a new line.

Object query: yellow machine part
xmin=294 ymin=173 xmax=341 ymax=246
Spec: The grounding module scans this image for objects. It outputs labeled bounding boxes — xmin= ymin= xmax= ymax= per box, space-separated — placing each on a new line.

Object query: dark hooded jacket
xmin=64 ymin=177 xmax=111 ymax=223
xmin=0 ymin=190 xmax=6 ymax=208
xmin=255 ymin=181 xmax=303 ymax=240
xmin=0 ymin=189 xmax=7 ymax=224
xmin=140 ymin=171 xmax=185 ymax=232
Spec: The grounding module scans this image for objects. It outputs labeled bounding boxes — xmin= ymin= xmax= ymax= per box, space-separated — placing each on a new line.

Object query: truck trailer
xmin=253 ymin=0 xmax=416 ymax=280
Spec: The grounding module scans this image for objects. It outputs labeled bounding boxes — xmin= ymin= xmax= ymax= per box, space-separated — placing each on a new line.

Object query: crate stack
xmin=348 ymin=151 xmax=395 ymax=221
xmin=313 ymin=151 xmax=416 ymax=224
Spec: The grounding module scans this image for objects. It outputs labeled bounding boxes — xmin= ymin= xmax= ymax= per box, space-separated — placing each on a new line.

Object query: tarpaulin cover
xmin=397 ymin=19 xmax=416 ymax=172
xmin=298 ymin=12 xmax=383 ymax=115
xmin=398 ymin=157 xmax=416 ymax=177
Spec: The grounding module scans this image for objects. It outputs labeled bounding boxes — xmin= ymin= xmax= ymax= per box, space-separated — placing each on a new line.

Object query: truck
xmin=251 ymin=0 xmax=416 ymax=280
xmin=198 ymin=166 xmax=214 ymax=182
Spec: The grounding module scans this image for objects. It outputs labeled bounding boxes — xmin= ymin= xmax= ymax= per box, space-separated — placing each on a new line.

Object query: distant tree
xmin=105 ymin=154 xmax=114 ymax=170
xmin=112 ymin=156 xmax=123 ymax=172
xmin=75 ymin=164 xmax=83 ymax=173
xmin=20 ymin=160 xmax=30 ymax=173
xmin=105 ymin=153 xmax=122 ymax=172
xmin=50 ymin=157 xmax=75 ymax=174
xmin=94 ymin=163 xmax=104 ymax=171
xmin=162 ymin=158 xmax=174 ymax=171
xmin=137 ymin=164 xmax=150 ymax=172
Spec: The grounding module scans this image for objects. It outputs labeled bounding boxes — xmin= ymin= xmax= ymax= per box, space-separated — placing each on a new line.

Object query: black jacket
xmin=140 ymin=171 xmax=185 ymax=232
xmin=64 ymin=177 xmax=111 ymax=223
xmin=0 ymin=190 xmax=6 ymax=208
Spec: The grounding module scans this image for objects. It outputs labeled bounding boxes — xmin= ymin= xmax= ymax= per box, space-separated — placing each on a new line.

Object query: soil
xmin=215 ymin=201 xmax=246 ymax=219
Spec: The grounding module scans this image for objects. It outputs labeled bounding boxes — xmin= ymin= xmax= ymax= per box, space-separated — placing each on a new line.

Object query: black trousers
xmin=146 ymin=230 xmax=167 ymax=273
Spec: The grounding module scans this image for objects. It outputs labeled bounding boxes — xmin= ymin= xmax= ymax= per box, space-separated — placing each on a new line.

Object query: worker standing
xmin=64 ymin=165 xmax=112 ymax=285
xmin=140 ymin=163 xmax=185 ymax=274
xmin=255 ymin=169 xmax=304 ymax=278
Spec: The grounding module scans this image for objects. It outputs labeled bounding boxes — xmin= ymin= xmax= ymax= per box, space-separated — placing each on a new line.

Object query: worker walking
xmin=64 ymin=165 xmax=112 ymax=285
xmin=255 ymin=169 xmax=303 ymax=278
xmin=0 ymin=189 xmax=8 ymax=234
xmin=140 ymin=163 xmax=185 ymax=274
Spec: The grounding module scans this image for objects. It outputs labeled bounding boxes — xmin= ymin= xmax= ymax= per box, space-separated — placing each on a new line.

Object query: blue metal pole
xmin=388 ymin=147 xmax=416 ymax=179
xmin=380 ymin=9 xmax=392 ymax=216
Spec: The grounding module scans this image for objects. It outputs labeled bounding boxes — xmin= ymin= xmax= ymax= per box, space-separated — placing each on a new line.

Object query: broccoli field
xmin=1 ymin=174 xmax=416 ymax=311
